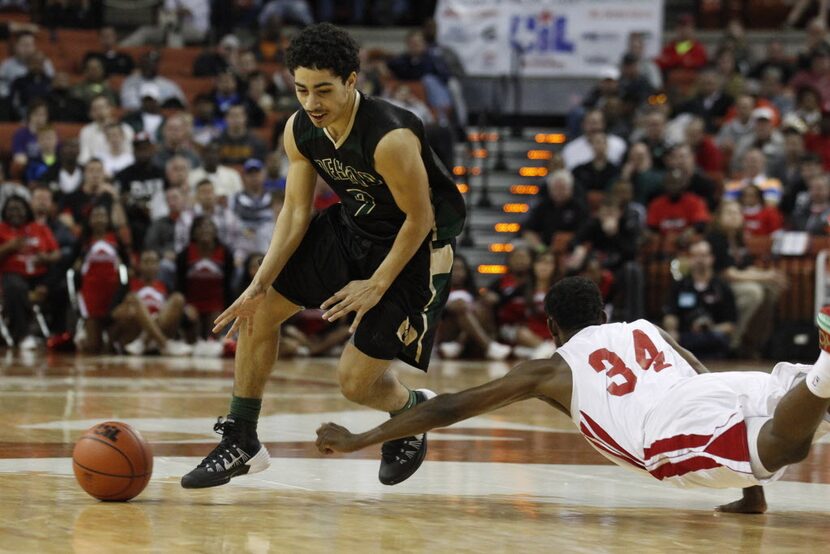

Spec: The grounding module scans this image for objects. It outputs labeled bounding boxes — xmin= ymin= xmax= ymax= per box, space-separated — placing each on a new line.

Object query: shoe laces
xmin=196 ymin=416 xmax=246 ymax=469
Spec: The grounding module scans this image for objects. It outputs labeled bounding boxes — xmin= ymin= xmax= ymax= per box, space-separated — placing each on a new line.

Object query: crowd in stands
xmin=461 ymin=14 xmax=830 ymax=363
xmin=3 ymin=6 xmax=829 ymax=364
xmin=0 ymin=1 xmax=460 ymax=358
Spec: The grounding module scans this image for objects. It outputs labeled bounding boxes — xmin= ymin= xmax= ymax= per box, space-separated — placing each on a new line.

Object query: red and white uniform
xmin=130 ymin=278 xmax=167 ymax=316
xmin=78 ymin=233 xmax=122 ymax=319
xmin=183 ymin=244 xmax=227 ymax=314
xmin=556 ymin=320 xmax=829 ymax=489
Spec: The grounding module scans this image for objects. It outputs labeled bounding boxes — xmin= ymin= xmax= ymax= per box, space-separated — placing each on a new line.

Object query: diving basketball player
xmin=181 ymin=23 xmax=465 ymax=488
xmin=316 ymin=275 xmax=830 ymax=513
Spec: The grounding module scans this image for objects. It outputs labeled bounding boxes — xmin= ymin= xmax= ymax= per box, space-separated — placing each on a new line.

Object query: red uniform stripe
xmin=644 ymin=433 xmax=711 ymax=460
xmin=702 ymin=421 xmax=751 ymax=462
xmin=579 ymin=412 xmax=646 ymax=470
xmin=648 ymin=455 xmax=723 ymax=480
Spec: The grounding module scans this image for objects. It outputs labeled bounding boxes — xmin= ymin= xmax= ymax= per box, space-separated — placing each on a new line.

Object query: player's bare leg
xmin=716 ymin=486 xmax=767 ymax=514
xmin=747 ymin=307 xmax=830 ymax=497
xmin=337 ymin=342 xmax=435 ymax=485
xmin=181 ymin=288 xmax=300 ymax=488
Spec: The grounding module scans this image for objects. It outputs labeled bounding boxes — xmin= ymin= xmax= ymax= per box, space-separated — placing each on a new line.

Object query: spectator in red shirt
xmin=647 ymin=169 xmax=711 ymax=239
xmin=656 ymin=14 xmax=708 ymax=73
xmin=0 ymin=195 xmax=60 ymax=346
xmin=685 ymin=115 xmax=723 ymax=176
xmin=739 ymin=184 xmax=783 ymax=236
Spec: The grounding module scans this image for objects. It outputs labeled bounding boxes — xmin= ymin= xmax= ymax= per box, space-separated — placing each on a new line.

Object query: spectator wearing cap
xmin=122 ymin=83 xmax=166 ymax=141
xmin=80 ymin=94 xmax=134 ymax=164
xmin=83 ymin=26 xmax=135 ymax=77
xmin=121 ymin=51 xmax=187 ymax=111
xmin=229 ymin=158 xmax=276 ymax=270
xmin=114 ymin=132 xmax=166 ymax=250
xmin=152 ymin=113 xmax=201 ymax=170
xmin=655 ymin=14 xmax=708 ymax=72
xmin=790 ymin=44 xmax=830 ymax=113
xmin=194 ymin=34 xmax=241 ymax=77
xmin=216 ymin=104 xmax=267 ymax=165
xmin=732 ymin=107 xmax=785 ymax=174
xmin=562 ymin=109 xmax=627 ymax=170
xmin=188 ymin=142 xmax=242 ymax=201
xmin=566 ymin=66 xmax=620 ymax=139
xmin=723 ymin=148 xmax=784 ymax=206
xmin=674 ymin=68 xmax=734 ymax=134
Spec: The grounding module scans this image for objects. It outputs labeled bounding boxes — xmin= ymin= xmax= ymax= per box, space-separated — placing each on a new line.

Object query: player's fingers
xmin=227 ymin=317 xmax=243 ymax=338
xmin=213 ymin=308 xmax=233 ymax=326
xmin=324 ymin=300 xmax=357 ymax=321
xmin=349 ymin=309 xmax=365 ymax=334
xmin=320 ymin=290 xmax=347 ymax=310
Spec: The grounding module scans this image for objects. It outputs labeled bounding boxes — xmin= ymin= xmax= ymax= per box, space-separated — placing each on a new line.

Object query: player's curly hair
xmin=285 ymin=23 xmax=360 ymax=82
xmin=544 ymin=276 xmax=604 ymax=332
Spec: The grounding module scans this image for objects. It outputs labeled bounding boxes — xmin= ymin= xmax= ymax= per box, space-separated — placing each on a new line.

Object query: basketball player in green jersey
xmin=181 ymin=23 xmax=466 ymax=489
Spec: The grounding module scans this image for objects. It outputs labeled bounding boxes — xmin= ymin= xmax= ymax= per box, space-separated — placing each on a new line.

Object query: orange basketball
xmin=72 ymin=421 xmax=153 ymax=501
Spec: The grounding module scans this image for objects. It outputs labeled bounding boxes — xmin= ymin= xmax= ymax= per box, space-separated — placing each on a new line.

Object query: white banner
xmin=436 ymin=0 xmax=664 ymax=77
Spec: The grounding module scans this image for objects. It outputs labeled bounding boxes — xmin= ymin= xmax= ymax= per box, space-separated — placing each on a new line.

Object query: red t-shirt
xmin=0 ymin=221 xmax=58 ymax=277
xmin=656 ymin=40 xmax=708 ymax=71
xmin=79 ymin=233 xmax=123 ymax=319
xmin=130 ymin=278 xmax=168 ymax=315
xmin=694 ymin=137 xmax=723 ymax=174
xmin=647 ymin=193 xmax=711 ymax=234
xmin=184 ymin=243 xmax=228 ymax=314
xmin=742 ymin=205 xmax=783 ymax=236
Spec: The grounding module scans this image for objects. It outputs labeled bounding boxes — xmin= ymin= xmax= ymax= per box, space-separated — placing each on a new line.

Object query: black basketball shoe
xmin=180 ymin=416 xmax=270 ymax=489
xmin=378 ymin=388 xmax=436 ymax=485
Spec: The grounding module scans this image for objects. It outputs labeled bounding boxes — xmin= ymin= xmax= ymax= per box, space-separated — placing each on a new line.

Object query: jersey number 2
xmin=587 ymin=330 xmax=671 ymax=397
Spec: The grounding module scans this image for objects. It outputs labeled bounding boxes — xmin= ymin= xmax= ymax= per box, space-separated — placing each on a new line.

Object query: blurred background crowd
xmin=1 ymin=0 xmax=829 ymax=364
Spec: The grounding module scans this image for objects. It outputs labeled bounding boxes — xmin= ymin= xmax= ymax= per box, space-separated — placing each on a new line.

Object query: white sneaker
xmin=439 ymin=341 xmax=463 ymax=359
xmin=485 ymin=341 xmax=511 ymax=361
xmin=19 ymin=335 xmax=40 ymax=350
xmin=512 ymin=346 xmax=535 ymax=359
xmin=531 ymin=341 xmax=557 ymax=359
xmin=162 ymin=340 xmax=194 ymax=357
xmin=124 ymin=336 xmax=146 ymax=356
xmin=193 ymin=339 xmax=223 ymax=358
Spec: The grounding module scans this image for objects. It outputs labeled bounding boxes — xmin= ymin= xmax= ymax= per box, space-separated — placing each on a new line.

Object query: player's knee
xmin=338 ymin=373 xmax=369 ymax=404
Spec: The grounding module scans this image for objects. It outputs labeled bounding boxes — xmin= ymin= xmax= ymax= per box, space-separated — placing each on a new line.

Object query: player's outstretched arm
xmin=316 ymin=358 xmax=564 ymax=454
xmin=212 ymin=113 xmax=317 ymax=336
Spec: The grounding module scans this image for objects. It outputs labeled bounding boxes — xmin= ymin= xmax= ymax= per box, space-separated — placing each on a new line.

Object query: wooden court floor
xmin=1 ymin=351 xmax=828 ymax=553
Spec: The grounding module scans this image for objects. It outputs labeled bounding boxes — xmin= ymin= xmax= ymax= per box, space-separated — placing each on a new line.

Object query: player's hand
xmin=212 ymin=282 xmax=267 ymax=336
xmin=316 ymin=422 xmax=362 ymax=454
xmin=320 ymin=279 xmax=385 ymax=333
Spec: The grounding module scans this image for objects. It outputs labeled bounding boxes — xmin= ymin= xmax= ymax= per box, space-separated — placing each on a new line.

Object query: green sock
xmin=229 ymin=395 xmax=262 ymax=424
xmin=389 ymin=390 xmax=417 ymax=417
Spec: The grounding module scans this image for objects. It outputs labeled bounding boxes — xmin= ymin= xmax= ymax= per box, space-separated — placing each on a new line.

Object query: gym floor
xmin=1 ymin=353 xmax=828 ymax=552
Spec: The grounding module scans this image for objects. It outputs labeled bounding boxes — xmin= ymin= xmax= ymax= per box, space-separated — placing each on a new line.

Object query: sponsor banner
xmin=436 ymin=0 xmax=663 ymax=77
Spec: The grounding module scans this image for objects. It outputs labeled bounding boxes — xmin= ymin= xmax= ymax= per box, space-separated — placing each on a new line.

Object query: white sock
xmin=807 ymin=351 xmax=830 ymax=398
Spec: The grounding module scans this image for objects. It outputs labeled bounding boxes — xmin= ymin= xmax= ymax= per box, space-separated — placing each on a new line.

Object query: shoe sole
xmin=181 ymin=446 xmax=271 ymax=489
xmin=379 ymin=388 xmax=436 ymax=486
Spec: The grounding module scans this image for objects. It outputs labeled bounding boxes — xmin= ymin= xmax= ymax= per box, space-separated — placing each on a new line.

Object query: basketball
xmin=72 ymin=421 xmax=153 ymax=501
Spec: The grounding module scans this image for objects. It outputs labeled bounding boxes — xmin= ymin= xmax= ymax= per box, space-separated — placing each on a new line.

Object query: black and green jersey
xmin=292 ymin=92 xmax=466 ymax=241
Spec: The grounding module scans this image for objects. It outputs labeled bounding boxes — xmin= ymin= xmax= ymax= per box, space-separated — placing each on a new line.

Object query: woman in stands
xmin=11 ymin=99 xmax=48 ymax=170
xmin=437 ymin=254 xmax=511 ymax=360
xmin=706 ymin=200 xmax=787 ymax=358
xmin=739 ymin=184 xmax=784 ymax=236
xmin=177 ymin=215 xmax=234 ymax=356
xmin=0 ymin=195 xmax=59 ymax=348
xmin=513 ymin=250 xmax=560 ymax=359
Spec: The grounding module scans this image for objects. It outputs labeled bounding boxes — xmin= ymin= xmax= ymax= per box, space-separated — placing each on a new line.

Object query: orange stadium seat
xmin=158 ymin=47 xmax=204 ymax=77
xmin=173 ymin=76 xmax=214 ymax=105
xmin=0 ymin=122 xmax=18 ymax=164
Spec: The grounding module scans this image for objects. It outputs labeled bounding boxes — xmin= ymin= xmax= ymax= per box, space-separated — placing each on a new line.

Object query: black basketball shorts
xmin=272 ymin=204 xmax=454 ymax=370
